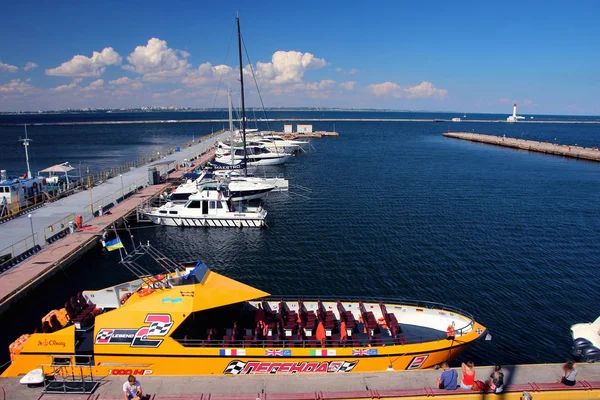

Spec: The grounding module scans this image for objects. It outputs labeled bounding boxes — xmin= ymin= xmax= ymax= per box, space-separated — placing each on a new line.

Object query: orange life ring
xmin=138 ymin=287 xmax=154 ymax=297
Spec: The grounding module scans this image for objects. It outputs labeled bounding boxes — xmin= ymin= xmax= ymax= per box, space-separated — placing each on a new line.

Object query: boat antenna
xmin=19 ymin=124 xmax=33 ymax=179
xmin=237 ymin=16 xmax=247 ymax=177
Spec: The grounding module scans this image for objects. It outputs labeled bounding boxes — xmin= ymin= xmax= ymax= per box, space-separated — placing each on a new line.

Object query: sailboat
xmin=213 ymin=24 xmax=293 ymax=167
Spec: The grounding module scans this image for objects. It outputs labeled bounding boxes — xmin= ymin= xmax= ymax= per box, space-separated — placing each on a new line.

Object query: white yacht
xmin=167 ymin=175 xmax=275 ymax=203
xmin=145 ymin=190 xmax=267 ymax=228
xmin=250 ymin=134 xmax=310 ymax=152
xmin=215 ymin=145 xmax=293 ymax=166
xmin=212 ymin=169 xmax=289 ymax=192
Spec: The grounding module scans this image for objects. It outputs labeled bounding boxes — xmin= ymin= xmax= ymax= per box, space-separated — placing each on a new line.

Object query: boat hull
xmin=146 ymin=214 xmax=266 ymax=228
xmin=2 ymin=337 xmax=477 ymax=377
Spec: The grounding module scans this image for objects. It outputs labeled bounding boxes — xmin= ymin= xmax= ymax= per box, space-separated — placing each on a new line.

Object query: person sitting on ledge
xmin=123 ymin=374 xmax=143 ymax=400
xmin=560 ymin=361 xmax=577 ymax=386
xmin=437 ymin=361 xmax=458 ymax=390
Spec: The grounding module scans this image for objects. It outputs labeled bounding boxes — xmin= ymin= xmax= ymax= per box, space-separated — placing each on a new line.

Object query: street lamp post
xmin=28 ymin=213 xmax=35 ymax=247
xmin=87 ymin=167 xmax=93 ymax=214
xmin=120 ymin=174 xmax=124 ymax=201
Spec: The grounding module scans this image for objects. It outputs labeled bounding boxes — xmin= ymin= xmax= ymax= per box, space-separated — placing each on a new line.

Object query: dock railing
xmin=79 ymin=175 xmax=149 ymax=223
xmin=43 ymin=213 xmax=76 ymax=245
xmin=0 ymin=232 xmax=40 ymax=271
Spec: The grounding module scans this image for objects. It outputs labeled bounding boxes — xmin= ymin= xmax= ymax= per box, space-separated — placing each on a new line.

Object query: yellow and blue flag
xmin=105 ymin=238 xmax=124 ymax=251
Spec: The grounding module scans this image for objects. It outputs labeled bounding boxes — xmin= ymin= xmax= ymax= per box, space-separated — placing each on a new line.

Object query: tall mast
xmin=228 ymin=89 xmax=235 ymax=165
xmin=237 ymin=16 xmax=247 ymax=176
xmin=19 ymin=125 xmax=33 ymax=179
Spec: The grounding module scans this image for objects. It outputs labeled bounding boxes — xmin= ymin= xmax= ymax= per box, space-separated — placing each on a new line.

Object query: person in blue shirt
xmin=437 ymin=361 xmax=458 ymax=390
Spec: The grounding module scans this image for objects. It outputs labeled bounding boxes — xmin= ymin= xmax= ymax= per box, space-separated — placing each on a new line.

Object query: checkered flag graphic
xmin=338 ymin=361 xmax=358 ymax=373
xmin=147 ymin=321 xmax=173 ymax=336
xmin=224 ymin=360 xmax=247 ymax=375
xmin=95 ymin=329 xmax=113 ymax=343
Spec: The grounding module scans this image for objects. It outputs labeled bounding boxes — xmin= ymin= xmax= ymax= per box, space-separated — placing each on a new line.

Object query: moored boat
xmin=571 ymin=316 xmax=600 ymax=362
xmin=2 ymin=244 xmax=487 ymax=377
xmin=144 ymin=189 xmax=267 ymax=228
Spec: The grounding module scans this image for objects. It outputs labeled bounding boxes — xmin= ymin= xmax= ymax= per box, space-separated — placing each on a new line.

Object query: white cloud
xmin=183 ymin=62 xmax=234 ymax=87
xmin=404 ymin=81 xmax=447 ymax=98
xmin=269 ymin=79 xmax=336 ymax=98
xmin=126 ymin=38 xmax=190 ymax=81
xmin=51 ymin=78 xmax=83 ymax=92
xmin=368 ymin=81 xmax=447 ymax=99
xmin=336 ymin=67 xmax=358 ymax=75
xmin=0 ymin=78 xmax=33 ymax=93
xmin=368 ymin=81 xmax=402 ymax=97
xmin=82 ymin=79 xmax=104 ymax=91
xmin=251 ymin=51 xmax=327 ymax=85
xmin=523 ymin=99 xmax=532 ymax=105
xmin=23 ymin=62 xmax=38 ymax=71
xmin=109 ymin=76 xmax=144 ymax=90
xmin=46 ymin=47 xmax=122 ymax=77
xmin=0 ymin=60 xmax=18 ymax=73
xmin=340 ymin=81 xmax=355 ymax=90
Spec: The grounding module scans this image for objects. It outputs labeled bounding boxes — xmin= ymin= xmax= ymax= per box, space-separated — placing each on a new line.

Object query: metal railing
xmin=0 ymin=233 xmax=40 ymax=268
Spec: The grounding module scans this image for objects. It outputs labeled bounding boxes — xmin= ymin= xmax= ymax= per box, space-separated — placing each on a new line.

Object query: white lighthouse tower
xmin=507 ymin=103 xmax=524 ymax=122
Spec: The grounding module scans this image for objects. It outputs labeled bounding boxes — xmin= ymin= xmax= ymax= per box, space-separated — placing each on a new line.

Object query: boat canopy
xmin=39 ymin=162 xmax=74 ymax=173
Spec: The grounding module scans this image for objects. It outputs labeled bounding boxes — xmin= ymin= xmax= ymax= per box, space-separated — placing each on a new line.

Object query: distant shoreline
xmin=1 ymin=118 xmax=599 ymax=127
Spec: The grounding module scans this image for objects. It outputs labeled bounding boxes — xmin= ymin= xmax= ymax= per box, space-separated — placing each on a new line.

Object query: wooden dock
xmin=444 ymin=132 xmax=600 ymax=162
xmin=0 ymin=144 xmax=220 ymax=316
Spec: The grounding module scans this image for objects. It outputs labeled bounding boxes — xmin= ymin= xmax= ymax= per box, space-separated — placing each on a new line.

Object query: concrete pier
xmin=0 ymin=131 xmax=230 ymax=316
xmin=2 ymin=362 xmax=600 ymax=399
xmin=444 ymin=132 xmax=600 ymax=162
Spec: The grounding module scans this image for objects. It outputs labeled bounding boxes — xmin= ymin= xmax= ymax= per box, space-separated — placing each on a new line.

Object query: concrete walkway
xmin=2 ymin=363 xmax=600 ymax=399
xmin=0 ymin=131 xmax=229 ymax=259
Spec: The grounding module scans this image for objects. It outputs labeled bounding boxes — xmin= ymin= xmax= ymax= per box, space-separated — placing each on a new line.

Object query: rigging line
xmin=212 ymin=20 xmax=238 ymax=110
xmin=241 ymin=36 xmax=271 ymax=132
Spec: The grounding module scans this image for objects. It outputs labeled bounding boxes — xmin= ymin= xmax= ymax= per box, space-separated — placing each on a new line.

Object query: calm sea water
xmin=1 ymin=111 xmax=599 ymax=369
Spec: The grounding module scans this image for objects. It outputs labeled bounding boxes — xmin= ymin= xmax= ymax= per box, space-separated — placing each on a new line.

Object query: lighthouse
xmin=507 ymin=103 xmax=522 ymax=122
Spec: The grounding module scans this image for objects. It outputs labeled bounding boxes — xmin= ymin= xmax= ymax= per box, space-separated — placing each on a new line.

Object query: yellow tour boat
xmin=3 ymin=244 xmax=487 ymax=377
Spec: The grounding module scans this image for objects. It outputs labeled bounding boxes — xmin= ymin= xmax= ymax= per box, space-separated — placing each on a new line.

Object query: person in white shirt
xmin=123 ymin=375 xmax=143 ymax=400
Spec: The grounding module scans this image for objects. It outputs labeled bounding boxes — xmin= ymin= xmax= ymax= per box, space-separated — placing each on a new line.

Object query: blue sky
xmin=0 ymin=0 xmax=598 ymax=114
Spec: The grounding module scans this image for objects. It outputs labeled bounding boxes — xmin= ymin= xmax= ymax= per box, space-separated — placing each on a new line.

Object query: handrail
xmin=0 ymin=232 xmax=39 ymax=260
xmin=43 ymin=213 xmax=75 ymax=243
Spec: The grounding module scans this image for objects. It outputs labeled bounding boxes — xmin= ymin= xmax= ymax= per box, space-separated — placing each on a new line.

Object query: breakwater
xmin=444 ymin=132 xmax=600 ymax=162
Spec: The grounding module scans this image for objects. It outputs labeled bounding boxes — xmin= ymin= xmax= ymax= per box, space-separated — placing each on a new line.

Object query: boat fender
xmin=120 ymin=292 xmax=132 ymax=305
xmin=138 ymin=287 xmax=154 ymax=297
xmin=583 ymin=346 xmax=600 ymax=361
xmin=573 ymin=337 xmax=593 ymax=350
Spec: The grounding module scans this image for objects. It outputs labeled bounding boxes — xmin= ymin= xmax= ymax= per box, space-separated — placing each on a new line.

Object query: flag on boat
xmin=265 ymin=349 xmax=291 ymax=357
xmin=352 ymin=349 xmax=378 ymax=356
xmin=220 ymin=349 xmax=246 ymax=356
xmin=105 ymin=238 xmax=124 ymax=251
xmin=310 ymin=349 xmax=336 ymax=356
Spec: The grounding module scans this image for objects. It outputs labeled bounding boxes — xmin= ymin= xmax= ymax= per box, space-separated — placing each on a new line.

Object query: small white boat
xmin=215 ymin=145 xmax=293 ymax=166
xmin=145 ymin=190 xmax=267 ymax=228
xmin=168 ymin=175 xmax=275 ymax=203
xmin=571 ymin=316 xmax=600 ymax=362
xmin=252 ymin=133 xmax=310 ymax=152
